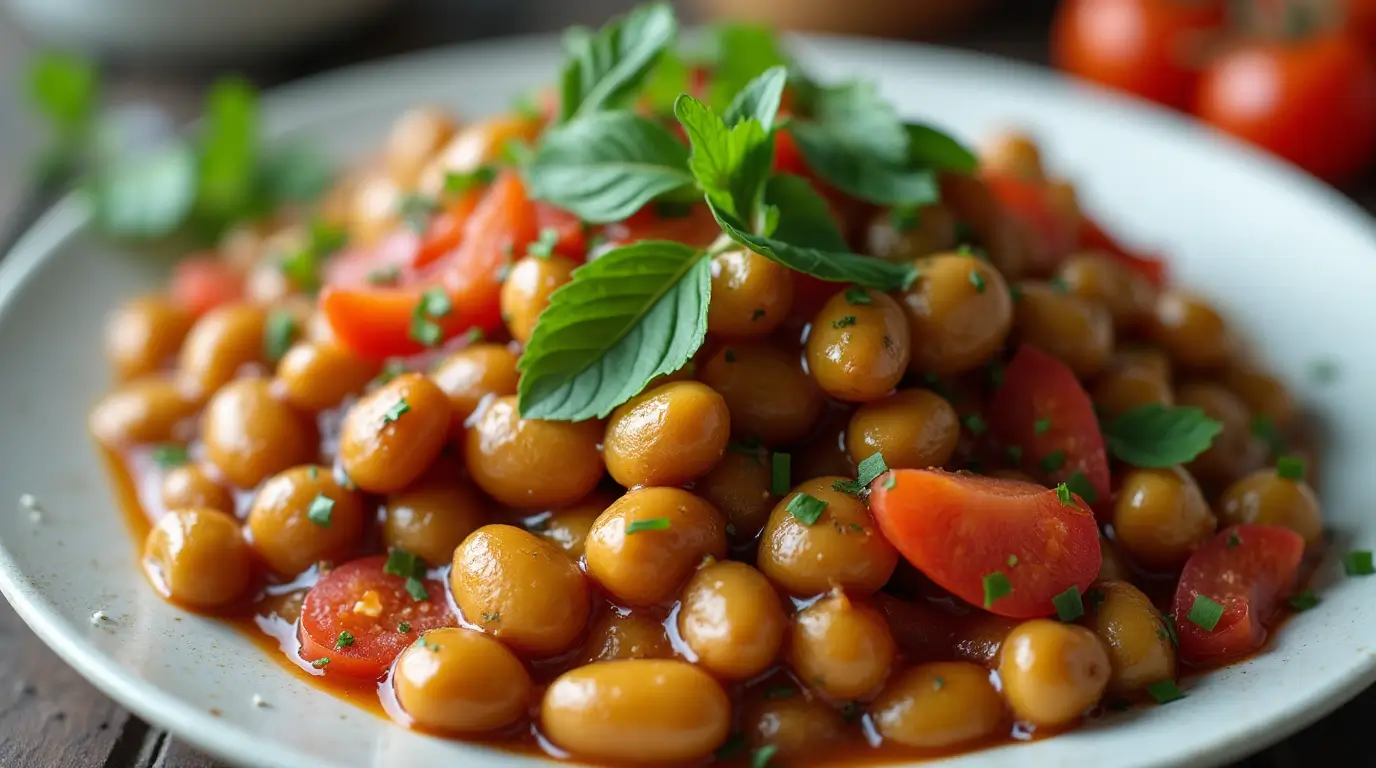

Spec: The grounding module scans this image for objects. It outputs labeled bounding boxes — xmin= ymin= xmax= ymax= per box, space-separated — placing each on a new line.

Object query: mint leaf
xmin=790 ymin=122 xmax=939 ymax=206
xmin=711 ymin=201 xmax=914 ymax=290
xmin=518 ymin=241 xmax=710 ymax=420
xmin=806 ymin=81 xmax=907 ymax=165
xmin=674 ymin=94 xmax=773 ymax=224
xmin=196 ymin=77 xmax=258 ymax=224
xmin=642 ymin=47 xmax=691 ymax=114
xmin=559 ymin=3 xmax=678 ymax=122
xmin=87 ymin=141 xmax=197 ymax=238
xmin=723 ymin=66 xmax=787 ymax=131
xmin=526 ymin=111 xmax=694 ymax=223
xmin=1102 ymin=404 xmax=1224 ymax=468
xmin=763 ymin=174 xmax=847 ymax=252
xmin=905 ymin=123 xmax=978 ymax=174
xmin=709 ymin=23 xmax=792 ymax=111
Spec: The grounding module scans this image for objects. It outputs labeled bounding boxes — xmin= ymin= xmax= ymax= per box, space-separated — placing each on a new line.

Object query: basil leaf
xmin=808 ymin=81 xmax=907 ymax=165
xmin=526 ymin=111 xmax=694 ymax=223
xmin=709 ymin=23 xmax=791 ymax=111
xmin=559 ymin=2 xmax=678 ymax=122
xmin=790 ymin=121 xmax=939 ymax=206
xmin=518 ymin=241 xmax=710 ymax=420
xmin=710 ymin=201 xmax=915 ymax=291
xmin=723 ymin=66 xmax=787 ymax=131
xmin=1102 ymin=404 xmax=1224 ymax=468
xmin=27 ymin=52 xmax=98 ymax=134
xmin=906 ymin=123 xmax=978 ymax=175
xmin=87 ymin=141 xmax=197 ymax=238
xmin=763 ymin=174 xmax=847 ymax=252
xmin=259 ymin=145 xmax=333 ymax=205
xmin=196 ymin=77 xmax=258 ymax=223
xmin=674 ymin=94 xmax=773 ymax=225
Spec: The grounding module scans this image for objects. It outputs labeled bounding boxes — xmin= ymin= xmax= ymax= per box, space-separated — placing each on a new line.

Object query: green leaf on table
xmin=762 ymin=174 xmax=847 ymax=252
xmin=27 ymin=52 xmax=98 ymax=134
xmin=517 ymin=240 xmax=710 ymax=421
xmin=558 ymin=2 xmax=678 ymax=122
xmin=525 ymin=111 xmax=694 ymax=223
xmin=905 ymin=123 xmax=978 ymax=175
xmin=722 ymin=66 xmax=787 ymax=131
xmin=674 ymin=93 xmax=773 ymax=225
xmin=790 ymin=121 xmax=939 ymax=206
xmin=87 ymin=141 xmax=197 ymax=238
xmin=1102 ymin=404 xmax=1223 ymax=468
xmin=707 ymin=23 xmax=792 ymax=112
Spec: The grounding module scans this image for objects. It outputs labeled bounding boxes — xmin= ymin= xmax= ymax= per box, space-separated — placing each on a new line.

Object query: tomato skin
xmin=534 ymin=203 xmax=589 ymax=261
xmin=1079 ymin=216 xmax=1169 ymax=286
xmin=170 ymin=255 xmax=243 ymax=316
xmin=1171 ymin=524 xmax=1304 ymax=666
xmin=984 ymin=173 xmax=1078 ymax=271
xmin=987 ymin=345 xmax=1112 ymax=508
xmin=870 ymin=469 xmax=1101 ymax=619
xmin=298 ymin=556 xmax=456 ymax=679
xmin=1195 ymin=34 xmax=1376 ymax=182
xmin=414 ymin=191 xmax=482 ymax=270
xmin=321 ymin=172 xmax=537 ymax=359
xmin=603 ymin=204 xmax=721 ymax=249
xmin=1052 ymin=0 xmax=1225 ymax=109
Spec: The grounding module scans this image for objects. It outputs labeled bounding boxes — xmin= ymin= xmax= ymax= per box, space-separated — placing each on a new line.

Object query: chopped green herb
xmin=932 ymin=676 xmax=945 ymax=691
xmin=420 ymin=286 xmax=453 ymax=318
xmin=1161 ymin=616 xmax=1179 ymax=648
xmin=1343 ymin=550 xmax=1375 ymax=576
xmin=150 ymin=444 xmax=189 ymax=469
xmin=1250 ymin=416 xmax=1287 ymax=456
xmin=307 ymin=466 xmax=319 ymax=480
xmin=443 ymin=166 xmax=496 ymax=194
xmin=481 ymin=611 xmax=501 ymax=623
xmin=371 ymin=360 xmax=407 ymax=387
xmin=311 ymin=657 xmax=330 ymax=669
xmin=1039 ymin=450 xmax=1066 ymax=473
xmin=1053 ymin=585 xmax=1084 ymax=622
xmin=625 ymin=517 xmax=672 ymax=534
xmin=334 ymin=630 xmax=355 ymax=650
xmin=763 ymin=686 xmax=796 ymax=699
xmin=786 ymin=492 xmax=828 ymax=526
xmin=750 ymin=744 xmax=778 ymax=768
xmin=263 ymin=310 xmax=298 ymax=363
xmin=307 ymin=494 xmax=334 ymax=527
xmin=727 ymin=440 xmax=762 ymax=461
xmin=1288 ymin=590 xmax=1320 ymax=611
xmin=1276 ymin=455 xmax=1305 ymax=481
xmin=882 ymin=475 xmax=897 ymax=490
xmin=831 ymin=315 xmax=857 ymax=329
xmin=527 ymin=227 xmax=560 ymax=258
xmin=844 ymin=287 xmax=872 ymax=305
xmin=1055 ymin=483 xmax=1073 ymax=506
xmin=1064 ymin=471 xmax=1098 ymax=505
xmin=366 ymin=265 xmax=401 ymax=285
xmin=1007 ymin=554 xmax=1018 ymax=567
xmin=771 ymin=452 xmax=791 ymax=495
xmin=397 ymin=194 xmax=439 ymax=233
xmin=383 ymin=548 xmax=426 ymax=581
xmin=982 ymin=571 xmax=1011 ymax=608
xmin=1034 ymin=417 xmax=1052 ymax=435
xmin=397 ymin=622 xmax=411 ymax=633
xmin=409 ymin=315 xmax=443 ymax=347
xmin=1147 ymin=680 xmax=1184 ymax=705
xmin=962 ymin=414 xmax=987 ymax=435
xmin=834 ymin=452 xmax=889 ymax=495
xmin=1187 ymin=594 xmax=1225 ymax=632
xmin=751 ymin=308 xmax=766 ymax=322
xmin=969 ymin=270 xmax=986 ymax=293
xmin=383 ymin=398 xmax=411 ymax=424
xmin=1006 ymin=445 xmax=1024 ymax=464
xmin=404 ymin=577 xmax=429 ymax=601
xmin=1227 ymin=530 xmax=1243 ymax=549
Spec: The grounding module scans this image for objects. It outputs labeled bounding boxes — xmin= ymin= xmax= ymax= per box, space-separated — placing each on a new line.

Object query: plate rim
xmin=1 ymin=29 xmax=1375 ymax=768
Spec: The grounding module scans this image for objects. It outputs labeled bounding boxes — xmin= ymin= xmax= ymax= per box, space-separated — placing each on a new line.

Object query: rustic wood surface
xmin=0 ymin=0 xmax=1372 ymax=765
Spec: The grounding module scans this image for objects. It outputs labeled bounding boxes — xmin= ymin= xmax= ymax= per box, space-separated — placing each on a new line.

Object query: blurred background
xmin=1 ymin=0 xmax=1374 ymax=765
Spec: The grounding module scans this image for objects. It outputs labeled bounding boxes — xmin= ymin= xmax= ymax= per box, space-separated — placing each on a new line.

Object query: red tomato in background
xmin=1171 ymin=524 xmax=1304 ymax=665
xmin=869 ymin=469 xmax=1101 ymax=619
xmin=298 ymin=556 xmax=456 ymax=679
xmin=321 ymin=172 xmax=538 ymax=359
xmin=1195 ymin=32 xmax=1376 ymax=181
xmin=1052 ymin=0 xmax=1226 ymax=109
xmin=170 ymin=255 xmax=243 ymax=316
xmin=987 ymin=345 xmax=1112 ymax=507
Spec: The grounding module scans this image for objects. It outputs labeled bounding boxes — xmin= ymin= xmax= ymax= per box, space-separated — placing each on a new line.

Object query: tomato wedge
xmin=414 ymin=190 xmax=482 ymax=270
xmin=534 ymin=203 xmax=589 ymax=261
xmin=1171 ymin=524 xmax=1303 ymax=666
xmin=984 ymin=172 xmax=1078 ymax=271
xmin=870 ymin=469 xmax=1101 ymax=618
xmin=171 ymin=255 xmax=243 ymax=316
xmin=299 ymin=556 xmax=456 ymax=679
xmin=1079 ymin=215 xmax=1169 ymax=287
xmin=987 ymin=345 xmax=1111 ymax=508
xmin=321 ymin=172 xmax=538 ymax=359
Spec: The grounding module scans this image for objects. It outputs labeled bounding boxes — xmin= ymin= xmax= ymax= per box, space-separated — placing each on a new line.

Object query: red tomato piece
xmin=414 ymin=191 xmax=482 ymax=270
xmin=322 ymin=231 xmax=421 ymax=290
xmin=1079 ymin=216 xmax=1169 ymax=286
xmin=534 ymin=202 xmax=588 ymax=261
xmin=170 ymin=255 xmax=243 ymax=316
xmin=298 ymin=556 xmax=456 ymax=679
xmin=1171 ymin=524 xmax=1304 ymax=666
xmin=603 ymin=204 xmax=721 ymax=249
xmin=987 ymin=345 xmax=1112 ymax=508
xmin=774 ymin=127 xmax=807 ymax=176
xmin=321 ymin=172 xmax=538 ymax=359
xmin=984 ymin=173 xmax=1078 ymax=270
xmin=870 ymin=469 xmax=1102 ymax=619
xmin=1195 ymin=33 xmax=1376 ymax=183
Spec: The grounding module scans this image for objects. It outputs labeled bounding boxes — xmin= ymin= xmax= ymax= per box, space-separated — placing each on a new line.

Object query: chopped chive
xmin=771 ymin=452 xmax=791 ymax=496
xmin=831 ymin=315 xmax=857 ymax=329
xmin=962 ymin=414 xmax=987 ymax=435
xmin=527 ymin=227 xmax=560 ymax=258
xmin=264 ymin=310 xmax=298 ymax=363
xmin=420 ymin=286 xmax=453 ymax=318
xmin=856 ymin=452 xmax=889 ymax=486
xmin=1007 ymin=554 xmax=1018 ymax=567
xmin=397 ymin=621 xmax=411 ymax=633
xmin=1227 ymin=530 xmax=1243 ymax=549
xmin=1276 ymin=455 xmax=1305 ymax=481
xmin=1161 ymin=615 xmax=1179 ymax=647
xmin=307 ymin=494 xmax=334 ymax=527
xmin=1147 ymin=679 xmax=1184 ymax=704
xmin=383 ymin=548 xmax=425 ymax=580
xmin=1343 ymin=550 xmax=1375 ymax=576
xmin=1187 ymin=594 xmax=1225 ymax=631
xmin=1053 ymin=585 xmax=1084 ymax=622
xmin=750 ymin=744 xmax=778 ymax=768
xmin=404 ymin=577 xmax=429 ymax=601
xmin=335 ymin=630 xmax=355 ymax=649
xmin=1064 ymin=471 xmax=1098 ymax=504
xmin=1288 ymin=590 xmax=1320 ymax=611
xmin=311 ymin=657 xmax=330 ymax=669
xmin=1039 ymin=450 xmax=1066 ymax=473
xmin=786 ymin=493 xmax=828 ymax=526
xmin=408 ymin=315 xmax=443 ymax=347
xmin=1034 ymin=417 xmax=1052 ymax=435
xmin=307 ymin=466 xmax=319 ymax=480
xmin=625 ymin=517 xmax=671 ymax=534
xmin=982 ymin=572 xmax=1012 ymax=608
xmin=751 ymin=308 xmax=766 ymax=322
xmin=969 ymin=270 xmax=986 ymax=293
xmin=481 ymin=611 xmax=501 ymax=623
xmin=1055 ymin=483 xmax=1073 ymax=506
xmin=383 ymin=398 xmax=410 ymax=424
xmin=844 ymin=287 xmax=872 ymax=305
xmin=150 ymin=444 xmax=189 ymax=469
xmin=443 ymin=166 xmax=496 ymax=194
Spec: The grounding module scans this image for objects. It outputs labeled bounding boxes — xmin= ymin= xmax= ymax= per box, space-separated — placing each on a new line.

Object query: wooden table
xmin=0 ymin=1 xmax=1371 ymax=765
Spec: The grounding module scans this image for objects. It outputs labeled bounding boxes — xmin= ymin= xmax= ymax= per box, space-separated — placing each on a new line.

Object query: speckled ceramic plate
xmin=1 ymin=33 xmax=1375 ymax=768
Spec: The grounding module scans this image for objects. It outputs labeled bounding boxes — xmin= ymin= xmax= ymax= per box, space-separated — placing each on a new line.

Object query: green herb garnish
xmin=786 ymin=493 xmax=828 ymax=526
xmin=1343 ymin=550 xmax=1375 ymax=576
xmin=335 ymin=631 xmax=355 ymax=650
xmin=306 ymin=494 xmax=334 ymax=527
xmin=1187 ymin=594 xmax=1225 ymax=632
xmin=771 ymin=452 xmax=791 ymax=495
xmin=982 ymin=572 xmax=1011 ymax=608
xmin=1147 ymin=680 xmax=1184 ymax=705
xmin=1053 ymin=585 xmax=1084 ymax=622
xmin=1276 ymin=455 xmax=1305 ymax=481
xmin=625 ymin=517 xmax=672 ymax=534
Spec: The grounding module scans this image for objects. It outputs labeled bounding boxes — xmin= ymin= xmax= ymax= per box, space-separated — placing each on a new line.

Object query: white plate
xmin=2 ymin=33 xmax=1375 ymax=768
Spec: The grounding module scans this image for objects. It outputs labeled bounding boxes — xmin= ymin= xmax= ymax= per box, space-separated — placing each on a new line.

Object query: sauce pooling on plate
xmin=90 ymin=5 xmax=1328 ymax=765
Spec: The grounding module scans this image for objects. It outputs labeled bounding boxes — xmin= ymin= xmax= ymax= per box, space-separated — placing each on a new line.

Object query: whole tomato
xmin=1053 ymin=0 xmax=1226 ymax=109
xmin=1195 ymin=32 xmax=1376 ymax=181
